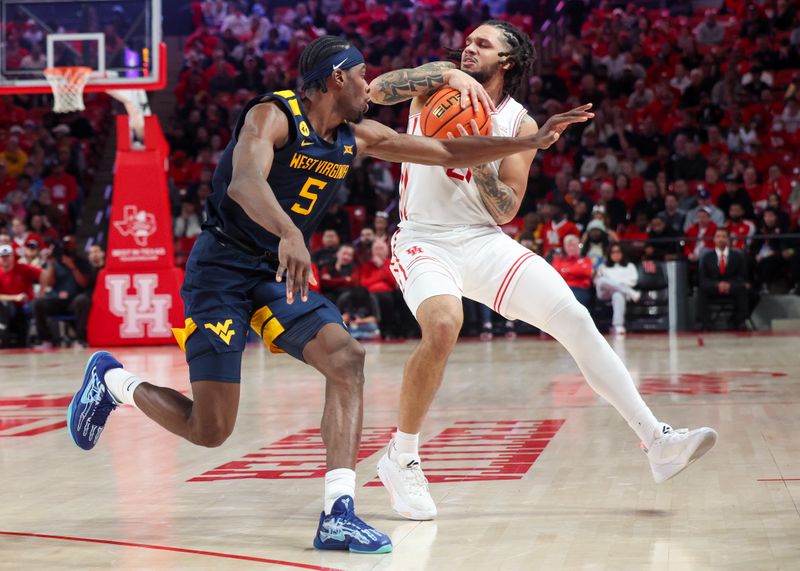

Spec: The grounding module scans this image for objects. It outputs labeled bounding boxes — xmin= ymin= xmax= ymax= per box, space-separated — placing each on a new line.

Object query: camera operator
xmin=33 ymin=236 xmax=92 ymax=348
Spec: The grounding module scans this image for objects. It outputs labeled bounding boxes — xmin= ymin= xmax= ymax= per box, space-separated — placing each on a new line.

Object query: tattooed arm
xmin=369 ymin=61 xmax=455 ymax=105
xmin=369 ymin=61 xmax=496 ymax=112
xmin=472 ymin=115 xmax=540 ymax=225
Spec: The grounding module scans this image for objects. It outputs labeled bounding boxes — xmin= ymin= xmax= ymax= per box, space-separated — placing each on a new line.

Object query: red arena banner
xmin=89 ymin=116 xmax=184 ymax=346
xmin=106 ymin=117 xmax=174 ymax=270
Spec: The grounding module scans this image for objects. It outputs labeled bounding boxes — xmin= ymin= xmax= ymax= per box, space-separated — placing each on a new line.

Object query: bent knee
xmin=420 ymin=313 xmax=462 ymax=347
xmin=191 ymin=421 xmax=234 ymax=448
xmin=327 ymin=340 xmax=366 ymax=383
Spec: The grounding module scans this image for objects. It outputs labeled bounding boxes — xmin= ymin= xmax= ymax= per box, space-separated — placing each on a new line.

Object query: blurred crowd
xmin=165 ymin=0 xmax=800 ymax=337
xmin=0 ymin=4 xmax=123 ymax=347
xmin=7 ymin=0 xmax=800 ymax=344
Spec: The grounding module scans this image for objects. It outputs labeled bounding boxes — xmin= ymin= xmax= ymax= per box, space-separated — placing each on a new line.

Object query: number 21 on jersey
xmin=291 ymin=177 xmax=327 ymax=215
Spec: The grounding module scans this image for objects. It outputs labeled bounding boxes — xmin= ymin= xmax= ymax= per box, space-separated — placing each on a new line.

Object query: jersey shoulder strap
xmin=231 ymin=89 xmax=310 ymax=145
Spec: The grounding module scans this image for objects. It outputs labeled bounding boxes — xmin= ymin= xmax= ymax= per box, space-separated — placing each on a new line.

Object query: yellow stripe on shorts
xmin=172 ymin=318 xmax=198 ymax=352
xmin=250 ymin=306 xmax=286 ymax=354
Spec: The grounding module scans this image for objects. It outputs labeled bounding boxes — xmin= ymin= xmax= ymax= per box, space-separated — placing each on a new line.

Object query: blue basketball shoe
xmin=67 ymin=351 xmax=123 ymax=450
xmin=313 ymin=496 xmax=392 ymax=554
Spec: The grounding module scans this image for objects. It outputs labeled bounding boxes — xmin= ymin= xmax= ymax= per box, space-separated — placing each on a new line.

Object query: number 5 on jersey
xmin=291 ymin=177 xmax=327 ymax=215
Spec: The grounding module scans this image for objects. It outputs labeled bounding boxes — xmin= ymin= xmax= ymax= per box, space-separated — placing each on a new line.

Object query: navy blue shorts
xmin=172 ymin=231 xmax=346 ymax=383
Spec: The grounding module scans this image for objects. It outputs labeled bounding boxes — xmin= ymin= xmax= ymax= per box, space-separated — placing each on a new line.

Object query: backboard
xmin=0 ymin=0 xmax=164 ymax=95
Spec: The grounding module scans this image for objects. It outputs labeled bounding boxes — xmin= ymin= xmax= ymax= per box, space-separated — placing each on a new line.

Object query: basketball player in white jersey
xmin=368 ymin=20 xmax=718 ymax=520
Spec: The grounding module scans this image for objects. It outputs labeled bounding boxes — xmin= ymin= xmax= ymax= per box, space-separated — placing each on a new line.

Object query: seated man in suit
xmin=696 ymin=227 xmax=749 ymax=331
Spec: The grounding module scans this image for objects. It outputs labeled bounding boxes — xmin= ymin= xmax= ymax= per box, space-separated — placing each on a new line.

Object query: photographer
xmin=33 ymin=236 xmax=92 ymax=348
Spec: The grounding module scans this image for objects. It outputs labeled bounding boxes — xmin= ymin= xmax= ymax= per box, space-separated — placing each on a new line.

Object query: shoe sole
xmin=376 ymin=456 xmax=437 ymax=521
xmin=313 ymin=540 xmax=393 ymax=554
xmin=350 ymin=544 xmax=393 ymax=554
xmin=66 ymin=351 xmax=110 ymax=450
xmin=655 ymin=429 xmax=718 ymax=483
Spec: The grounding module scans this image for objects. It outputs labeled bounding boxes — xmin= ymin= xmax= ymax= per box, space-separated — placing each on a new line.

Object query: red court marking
xmin=757 ymin=478 xmax=800 ymax=482
xmin=366 ymin=419 xmax=564 ymax=485
xmin=0 ymin=419 xmax=67 ymax=437
xmin=189 ymin=427 xmax=393 ymax=482
xmin=0 ymin=532 xmax=343 ymax=570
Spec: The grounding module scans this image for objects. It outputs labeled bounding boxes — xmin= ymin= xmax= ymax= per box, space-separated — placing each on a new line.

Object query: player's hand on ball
xmin=446 ymin=118 xmax=494 ymax=139
xmin=444 ymin=69 xmax=496 ymax=114
xmin=530 ymin=104 xmax=594 ymax=150
xmin=276 ymin=229 xmax=317 ymax=304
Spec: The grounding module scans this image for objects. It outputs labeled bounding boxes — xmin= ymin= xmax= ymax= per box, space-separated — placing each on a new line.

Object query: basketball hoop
xmin=44 ymin=66 xmax=92 ymax=113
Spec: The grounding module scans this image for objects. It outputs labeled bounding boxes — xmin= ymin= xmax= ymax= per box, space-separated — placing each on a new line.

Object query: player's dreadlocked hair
xmin=448 ymin=20 xmax=536 ymax=98
xmin=300 ymin=35 xmax=352 ymax=93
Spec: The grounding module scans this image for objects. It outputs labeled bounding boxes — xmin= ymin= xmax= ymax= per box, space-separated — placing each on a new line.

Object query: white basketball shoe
xmin=644 ymin=423 xmax=718 ymax=483
xmin=377 ymin=441 xmax=437 ymax=520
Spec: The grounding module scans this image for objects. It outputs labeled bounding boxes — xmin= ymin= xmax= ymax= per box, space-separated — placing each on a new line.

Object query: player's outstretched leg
xmin=502 ymin=256 xmax=718 ymax=483
xmin=304 ymin=323 xmax=392 ymax=553
xmin=69 ymin=341 xmax=240 ymax=450
xmin=67 ymin=351 xmax=123 ymax=450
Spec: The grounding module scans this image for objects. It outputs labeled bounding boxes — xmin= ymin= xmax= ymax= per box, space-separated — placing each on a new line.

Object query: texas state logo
xmin=113 ymin=205 xmax=158 ymax=247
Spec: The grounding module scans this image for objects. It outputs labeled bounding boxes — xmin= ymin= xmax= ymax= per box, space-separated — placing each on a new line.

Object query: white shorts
xmin=390 ymin=223 xmax=552 ymax=319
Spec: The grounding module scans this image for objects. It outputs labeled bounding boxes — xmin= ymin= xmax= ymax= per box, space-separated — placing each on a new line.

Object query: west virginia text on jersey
xmin=208 ymin=90 xmax=357 ymax=254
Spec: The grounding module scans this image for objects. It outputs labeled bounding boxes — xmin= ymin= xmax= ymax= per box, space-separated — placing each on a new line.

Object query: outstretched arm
xmin=353 ymin=104 xmax=593 ymax=170
xmin=227 ymin=102 xmax=314 ymax=303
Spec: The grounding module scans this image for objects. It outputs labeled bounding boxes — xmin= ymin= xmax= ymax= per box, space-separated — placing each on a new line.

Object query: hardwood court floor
xmin=1 ymin=332 xmax=799 ymax=570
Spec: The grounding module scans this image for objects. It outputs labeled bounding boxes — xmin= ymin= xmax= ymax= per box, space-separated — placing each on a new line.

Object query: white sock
xmin=104 ymin=368 xmax=143 ymax=407
xmin=324 ymin=468 xmax=356 ymax=515
xmin=630 ymin=408 xmax=662 ymax=448
xmin=393 ymin=430 xmax=419 ymax=458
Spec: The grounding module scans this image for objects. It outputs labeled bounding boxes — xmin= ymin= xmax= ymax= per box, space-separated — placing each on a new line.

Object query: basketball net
xmin=44 ymin=66 xmax=92 ymax=113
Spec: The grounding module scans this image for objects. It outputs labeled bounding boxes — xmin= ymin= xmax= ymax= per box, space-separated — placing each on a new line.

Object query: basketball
xmin=420 ymin=87 xmax=491 ymax=139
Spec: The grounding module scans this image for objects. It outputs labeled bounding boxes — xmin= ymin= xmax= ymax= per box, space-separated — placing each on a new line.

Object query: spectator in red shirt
xmin=620 ymin=211 xmax=651 ymax=260
xmin=725 ymin=203 xmax=756 ymax=251
xmin=44 ymin=162 xmax=79 ymax=208
xmin=319 ymin=244 xmax=361 ymax=306
xmin=28 ymin=213 xmax=59 ymax=244
xmin=360 ymin=240 xmax=401 ymax=338
xmin=684 ymin=208 xmax=718 ymax=261
xmin=360 ymin=239 xmax=395 ymax=294
xmin=541 ymin=137 xmax=575 ymax=178
xmin=757 ymin=164 xmax=792 ymax=209
xmin=742 ymin=166 xmax=761 ymax=202
xmin=540 ymin=203 xmax=580 ymax=259
xmin=169 ymin=151 xmax=198 ymax=187
xmin=699 ymin=125 xmax=729 ymax=157
xmin=10 ymin=217 xmax=42 ymax=256
xmin=702 ymin=166 xmax=726 ymax=203
xmin=0 ymin=243 xmax=50 ymax=347
xmin=551 ymin=234 xmax=594 ymax=307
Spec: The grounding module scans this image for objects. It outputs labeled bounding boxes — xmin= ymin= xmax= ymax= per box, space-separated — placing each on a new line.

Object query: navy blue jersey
xmin=207 ymin=90 xmax=357 ymax=253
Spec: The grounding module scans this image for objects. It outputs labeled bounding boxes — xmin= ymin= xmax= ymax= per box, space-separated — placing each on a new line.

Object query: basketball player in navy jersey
xmin=368 ymin=20 xmax=718 ymax=521
xmin=67 ymin=36 xmax=592 ymax=553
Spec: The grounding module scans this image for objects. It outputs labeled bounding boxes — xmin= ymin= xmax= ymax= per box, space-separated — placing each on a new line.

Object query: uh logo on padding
xmin=106 ymin=274 xmax=173 ymax=338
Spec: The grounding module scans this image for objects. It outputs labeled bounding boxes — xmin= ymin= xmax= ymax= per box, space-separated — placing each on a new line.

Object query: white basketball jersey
xmin=398 ymin=94 xmax=529 ymax=227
